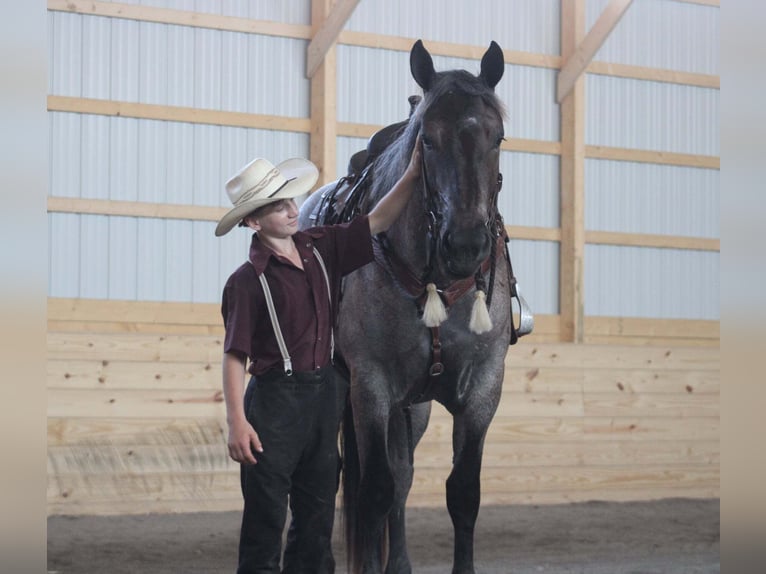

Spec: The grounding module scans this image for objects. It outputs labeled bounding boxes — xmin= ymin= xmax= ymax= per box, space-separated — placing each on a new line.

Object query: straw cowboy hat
xmin=215 ymin=157 xmax=319 ymax=236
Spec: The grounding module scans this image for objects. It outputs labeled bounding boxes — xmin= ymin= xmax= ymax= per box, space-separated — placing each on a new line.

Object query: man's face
xmin=245 ymin=199 xmax=300 ymax=239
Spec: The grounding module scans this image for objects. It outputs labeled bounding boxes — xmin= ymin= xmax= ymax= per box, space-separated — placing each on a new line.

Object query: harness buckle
xmin=429 ymin=362 xmax=444 ymax=377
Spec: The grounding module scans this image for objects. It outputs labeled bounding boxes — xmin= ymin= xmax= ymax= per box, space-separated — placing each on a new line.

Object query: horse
xmin=299 ymin=39 xmax=531 ymax=574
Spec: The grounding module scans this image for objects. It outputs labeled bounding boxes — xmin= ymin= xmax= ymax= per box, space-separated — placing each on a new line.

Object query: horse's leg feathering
xmin=469 ymin=290 xmax=493 ymax=334
xmin=423 ymin=283 xmax=447 ymax=327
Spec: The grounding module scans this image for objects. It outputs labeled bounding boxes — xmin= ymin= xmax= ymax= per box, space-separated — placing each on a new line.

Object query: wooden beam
xmin=586 ymin=145 xmax=720 ymax=169
xmin=310 ymin=0 xmax=338 ymax=186
xmin=47 ymin=197 xmax=225 ymax=222
xmin=47 ymin=0 xmax=310 ymax=40
xmin=47 ymin=95 xmax=311 ymax=133
xmin=585 ymin=230 xmax=720 ymax=252
xmin=587 ymin=61 xmax=719 ymax=89
xmin=557 ymin=0 xmax=634 ymax=103
xmin=306 ymin=0 xmax=360 ymax=79
xmin=671 ymin=0 xmax=719 ymax=6
xmin=559 ymin=0 xmax=587 ymax=343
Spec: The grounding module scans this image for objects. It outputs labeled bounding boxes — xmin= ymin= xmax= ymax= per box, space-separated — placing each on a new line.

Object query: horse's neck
xmin=379 ymin=189 xmax=430 ymax=277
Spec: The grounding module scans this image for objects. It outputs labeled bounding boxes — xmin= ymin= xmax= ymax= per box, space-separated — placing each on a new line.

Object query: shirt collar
xmin=248 ymin=231 xmax=315 ymax=276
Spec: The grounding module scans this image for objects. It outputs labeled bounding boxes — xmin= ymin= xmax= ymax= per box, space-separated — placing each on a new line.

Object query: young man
xmin=215 ymin=139 xmax=421 ymax=574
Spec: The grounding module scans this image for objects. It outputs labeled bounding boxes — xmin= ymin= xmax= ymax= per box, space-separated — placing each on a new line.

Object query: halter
xmin=420 ymin=147 xmax=504 ymax=287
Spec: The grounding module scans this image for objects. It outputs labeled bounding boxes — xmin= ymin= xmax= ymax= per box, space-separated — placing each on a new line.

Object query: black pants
xmin=238 ymin=365 xmax=348 ymax=574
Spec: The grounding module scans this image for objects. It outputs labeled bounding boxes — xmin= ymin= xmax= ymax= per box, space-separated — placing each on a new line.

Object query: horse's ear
xmin=479 ymin=41 xmax=504 ymax=90
xmin=410 ymin=39 xmax=436 ymax=91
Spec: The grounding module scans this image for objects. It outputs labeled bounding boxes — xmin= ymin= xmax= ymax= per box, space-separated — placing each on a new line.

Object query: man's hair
xmin=237 ymin=200 xmax=283 ymax=227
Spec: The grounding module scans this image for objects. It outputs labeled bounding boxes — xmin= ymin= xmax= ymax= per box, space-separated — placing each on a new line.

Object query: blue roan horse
xmin=299 ymin=40 xmax=530 ymax=574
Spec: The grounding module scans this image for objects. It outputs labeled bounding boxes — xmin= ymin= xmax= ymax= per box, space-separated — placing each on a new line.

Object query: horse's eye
xmin=421 ymin=135 xmax=434 ymax=149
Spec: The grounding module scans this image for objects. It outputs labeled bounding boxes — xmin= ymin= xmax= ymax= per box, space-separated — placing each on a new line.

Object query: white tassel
xmin=422 ymin=283 xmax=447 ymax=327
xmin=469 ymin=290 xmax=493 ymax=334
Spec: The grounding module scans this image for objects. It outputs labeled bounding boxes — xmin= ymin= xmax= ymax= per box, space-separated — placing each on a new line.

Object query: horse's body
xmin=299 ymin=40 xmax=516 ymax=574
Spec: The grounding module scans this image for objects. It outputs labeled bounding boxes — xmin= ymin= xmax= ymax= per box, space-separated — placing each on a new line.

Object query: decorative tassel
xmin=469 ymin=290 xmax=493 ymax=334
xmin=422 ymin=283 xmax=447 ymax=327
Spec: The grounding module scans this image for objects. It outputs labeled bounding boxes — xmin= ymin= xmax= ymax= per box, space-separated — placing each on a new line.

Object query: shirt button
xmin=306 ymin=242 xmax=311 ymax=248
xmin=303 ymin=258 xmax=308 ymax=263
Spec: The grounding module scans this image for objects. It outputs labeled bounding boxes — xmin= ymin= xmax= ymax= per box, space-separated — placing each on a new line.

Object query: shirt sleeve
xmin=221 ymin=274 xmax=253 ymax=359
xmin=324 ymin=214 xmax=375 ymax=276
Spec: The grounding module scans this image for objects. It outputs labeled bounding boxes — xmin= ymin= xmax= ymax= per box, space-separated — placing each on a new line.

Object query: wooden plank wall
xmin=47 ymin=298 xmax=719 ymax=515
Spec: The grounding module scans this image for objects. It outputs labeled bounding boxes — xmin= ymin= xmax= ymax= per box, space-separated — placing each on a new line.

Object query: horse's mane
xmin=367 ymin=69 xmax=507 ymax=207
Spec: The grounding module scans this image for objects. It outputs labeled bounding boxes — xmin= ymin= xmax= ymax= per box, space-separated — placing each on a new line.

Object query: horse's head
xmin=410 ymin=40 xmax=506 ymax=280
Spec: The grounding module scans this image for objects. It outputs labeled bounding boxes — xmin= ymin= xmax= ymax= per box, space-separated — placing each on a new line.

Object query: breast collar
xmin=371 ymin=230 xmax=505 ymax=311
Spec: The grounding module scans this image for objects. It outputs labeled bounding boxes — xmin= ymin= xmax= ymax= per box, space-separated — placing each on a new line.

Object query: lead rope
xmin=253 ymin=247 xmax=334 ymax=375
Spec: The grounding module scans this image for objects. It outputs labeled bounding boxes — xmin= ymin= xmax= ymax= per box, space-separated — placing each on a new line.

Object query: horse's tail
xmin=341 ymin=397 xmax=363 ymax=573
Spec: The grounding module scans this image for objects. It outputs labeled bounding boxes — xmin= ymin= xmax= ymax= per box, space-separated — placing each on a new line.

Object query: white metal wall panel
xmin=51 ymin=14 xmax=310 ymax=117
xmin=79 ymin=214 xmax=110 ymax=298
xmin=337 ymin=47 xmax=417 ymax=126
xmin=80 ymin=115 xmax=111 ymax=200
xmin=49 ymin=13 xmax=82 ymax=95
xmin=166 ymin=220 xmax=194 ymax=301
xmin=49 ymin=108 xmax=310 ymax=301
xmin=335 ymin=136 xmax=365 ymax=180
xmin=49 ymin=113 xmax=81 ymax=199
xmin=49 ymin=213 xmax=80 ymax=298
xmin=337 ymin=46 xmax=559 ymax=142
xmin=50 ymin=111 xmax=311 ymax=205
xmin=193 ymin=124 xmax=223 ymax=206
xmin=110 ymin=117 xmax=140 ymax=201
xmin=108 ymin=216 xmax=139 ymax=300
xmin=499 ymin=152 xmax=560 ymax=229
xmin=586 ymin=75 xmax=719 ymax=156
xmin=81 ymin=16 xmax=111 ymax=99
xmin=136 ymin=217 xmax=167 ymax=300
xmin=194 ymin=28 xmax=223 ymax=110
xmin=165 ymin=121 xmax=195 ymax=204
xmin=587 ymin=0 xmax=719 ymax=75
xmin=166 ymin=25 xmax=195 ymax=107
xmin=508 ymin=239 xmax=559 ymax=315
xmin=585 ymin=245 xmax=719 ymax=320
xmin=137 ymin=119 xmax=169 ymax=203
xmin=112 ymin=18 xmax=140 ymax=101
xmin=586 ymin=159 xmax=719 ymax=238
xmin=103 ymin=0 xmax=312 ymax=24
xmin=346 ymin=0 xmax=561 ymax=56
xmin=139 ymin=21 xmax=170 ymax=103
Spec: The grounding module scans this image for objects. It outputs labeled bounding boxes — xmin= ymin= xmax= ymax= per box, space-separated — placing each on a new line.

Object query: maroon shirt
xmin=221 ymin=215 xmax=374 ymax=375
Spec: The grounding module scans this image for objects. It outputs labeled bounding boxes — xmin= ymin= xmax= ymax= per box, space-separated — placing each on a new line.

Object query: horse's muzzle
xmin=442 ymin=227 xmax=492 ymax=278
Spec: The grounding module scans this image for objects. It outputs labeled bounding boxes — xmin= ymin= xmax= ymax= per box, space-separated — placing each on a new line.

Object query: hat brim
xmin=215 ymin=158 xmax=319 ymax=236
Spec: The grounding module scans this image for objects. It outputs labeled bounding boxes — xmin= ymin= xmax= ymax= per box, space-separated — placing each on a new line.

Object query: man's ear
xmin=242 ymin=216 xmax=260 ymax=231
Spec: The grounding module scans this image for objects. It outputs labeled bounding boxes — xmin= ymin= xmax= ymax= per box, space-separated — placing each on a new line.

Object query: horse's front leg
xmin=351 ymin=377 xmax=396 ymax=573
xmin=385 ymin=402 xmax=431 ymax=574
xmin=446 ymin=389 xmax=501 ymax=574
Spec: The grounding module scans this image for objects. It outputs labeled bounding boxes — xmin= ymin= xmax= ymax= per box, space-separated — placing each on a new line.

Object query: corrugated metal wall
xmin=48 ymin=0 xmax=719 ymax=321
xmin=584 ymin=0 xmax=719 ymax=319
xmin=48 ymin=9 xmax=311 ymax=302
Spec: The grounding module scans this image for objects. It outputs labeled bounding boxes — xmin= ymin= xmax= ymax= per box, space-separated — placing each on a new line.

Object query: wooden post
xmin=309 ymin=0 xmax=337 ymax=187
xmin=557 ymin=0 xmax=633 ymax=103
xmin=559 ymin=0 xmax=586 ymax=343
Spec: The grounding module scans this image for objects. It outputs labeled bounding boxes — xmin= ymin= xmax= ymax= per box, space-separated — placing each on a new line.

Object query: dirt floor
xmin=48 ymin=498 xmax=719 ymax=574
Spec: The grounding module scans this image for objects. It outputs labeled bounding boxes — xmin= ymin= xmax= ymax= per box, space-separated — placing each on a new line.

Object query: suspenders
xmin=255 ymin=247 xmax=334 ymax=376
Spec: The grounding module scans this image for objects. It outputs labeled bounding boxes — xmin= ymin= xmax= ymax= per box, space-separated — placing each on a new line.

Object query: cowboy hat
xmin=215 ymin=157 xmax=319 ymax=236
